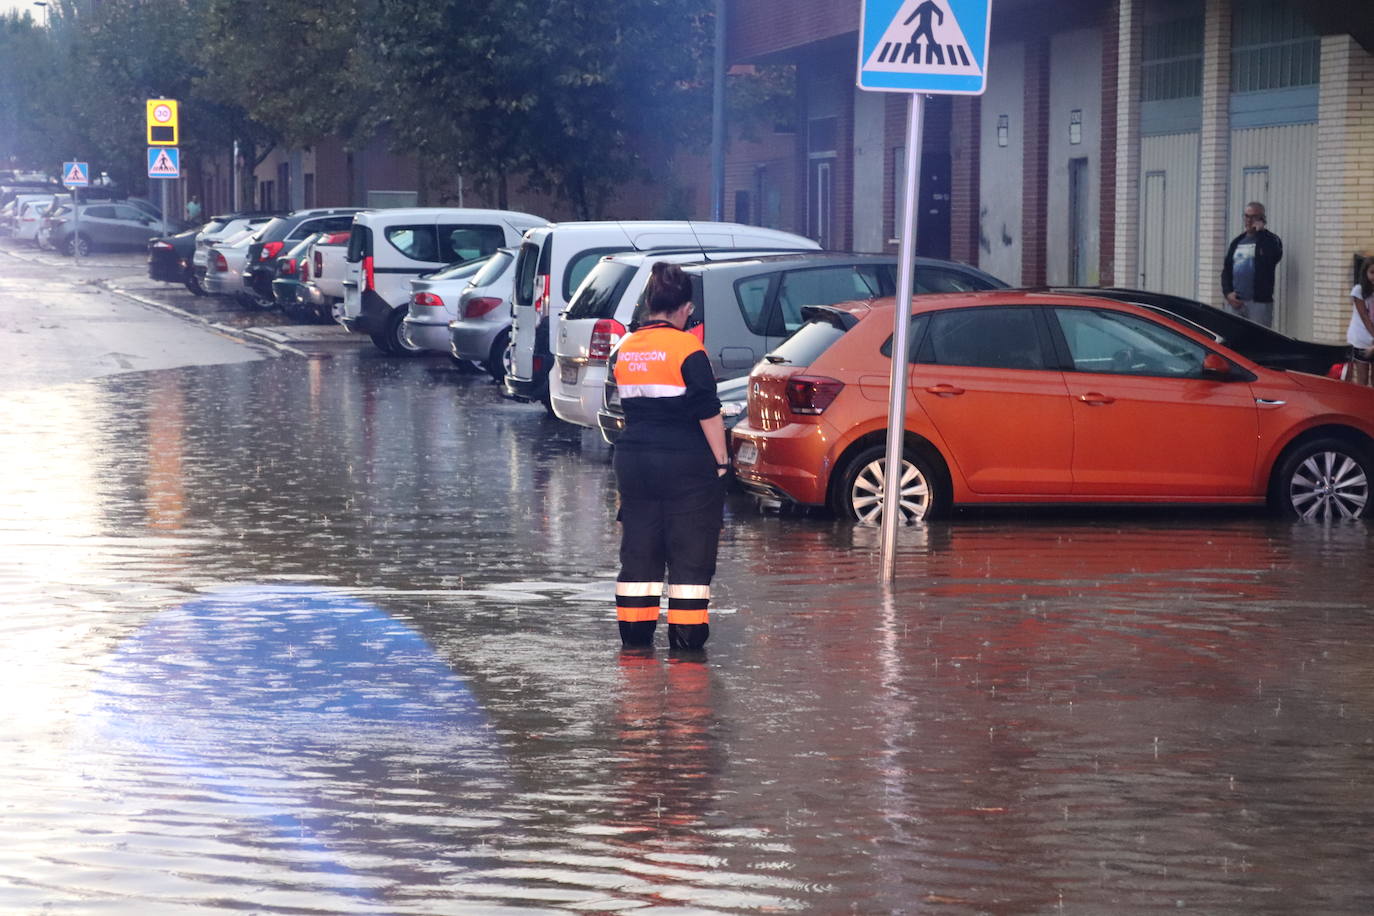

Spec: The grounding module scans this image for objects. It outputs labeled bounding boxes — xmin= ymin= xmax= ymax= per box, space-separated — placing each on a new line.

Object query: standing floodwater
xmin=2 ymin=352 xmax=1373 ymax=914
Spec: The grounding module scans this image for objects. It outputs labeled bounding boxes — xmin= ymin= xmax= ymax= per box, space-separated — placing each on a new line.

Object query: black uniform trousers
xmin=613 ymin=447 xmax=724 ymax=649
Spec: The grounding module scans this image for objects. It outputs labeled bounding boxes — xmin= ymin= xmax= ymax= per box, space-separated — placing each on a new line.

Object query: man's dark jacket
xmin=1221 ymin=228 xmax=1283 ymax=303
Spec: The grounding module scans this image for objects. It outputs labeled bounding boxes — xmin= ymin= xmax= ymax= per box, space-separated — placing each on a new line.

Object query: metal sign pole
xmin=879 ymin=92 xmax=926 ymax=582
xmin=72 ymin=186 xmax=80 ymax=266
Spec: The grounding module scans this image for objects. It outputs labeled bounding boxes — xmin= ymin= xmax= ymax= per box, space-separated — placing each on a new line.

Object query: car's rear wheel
xmin=484 ymin=329 xmax=510 ymax=382
xmin=184 ymin=273 xmax=206 ymax=296
xmin=382 ymin=307 xmax=420 ymax=357
xmin=1272 ymin=437 xmax=1372 ymax=521
xmin=832 ymin=444 xmax=947 ymax=524
xmin=65 ymin=234 xmax=92 ymax=257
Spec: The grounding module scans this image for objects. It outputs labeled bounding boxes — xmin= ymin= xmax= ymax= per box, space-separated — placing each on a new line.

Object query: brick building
xmin=723 ymin=0 xmax=1374 ymax=342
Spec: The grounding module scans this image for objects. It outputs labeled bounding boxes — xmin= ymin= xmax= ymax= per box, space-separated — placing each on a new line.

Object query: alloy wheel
xmin=1287 ymin=449 xmax=1369 ymax=521
xmin=849 ymin=456 xmax=930 ymax=524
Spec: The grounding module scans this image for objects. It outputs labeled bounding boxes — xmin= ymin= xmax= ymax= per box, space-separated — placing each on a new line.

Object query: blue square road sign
xmin=147 ymin=147 xmax=180 ymax=179
xmin=858 ymin=0 xmax=992 ymax=94
xmin=62 ymin=161 xmax=90 ymax=187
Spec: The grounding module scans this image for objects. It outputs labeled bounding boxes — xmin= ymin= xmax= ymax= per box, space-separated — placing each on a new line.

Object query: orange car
xmin=730 ymin=291 xmax=1374 ymax=521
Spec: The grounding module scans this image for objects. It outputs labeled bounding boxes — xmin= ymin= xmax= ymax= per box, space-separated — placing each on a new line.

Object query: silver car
xmin=50 ymin=201 xmax=173 ymax=256
xmin=400 ymin=254 xmax=497 ymax=355
xmin=201 ymin=229 xmax=259 ymax=301
xmin=447 ymin=247 xmax=518 ymax=379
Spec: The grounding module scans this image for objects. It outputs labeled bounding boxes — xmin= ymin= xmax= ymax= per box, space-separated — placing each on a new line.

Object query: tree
xmin=0 ymin=13 xmax=61 ymax=170
xmin=370 ymin=0 xmax=714 ymax=218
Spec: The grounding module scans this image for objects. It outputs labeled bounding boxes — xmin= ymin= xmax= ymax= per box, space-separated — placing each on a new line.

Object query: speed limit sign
xmin=146 ymin=98 xmax=179 ymax=145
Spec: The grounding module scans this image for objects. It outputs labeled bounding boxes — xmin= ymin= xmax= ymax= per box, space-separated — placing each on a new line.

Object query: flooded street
xmin=3 ymin=264 xmax=1374 ymax=913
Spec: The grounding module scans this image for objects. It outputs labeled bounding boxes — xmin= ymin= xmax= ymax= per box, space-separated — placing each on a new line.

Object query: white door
xmin=1141 ymin=171 xmax=1167 ymax=293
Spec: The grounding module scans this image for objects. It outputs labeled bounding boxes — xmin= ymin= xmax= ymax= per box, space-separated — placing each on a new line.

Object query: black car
xmin=270 ymin=233 xmax=323 ymax=320
xmin=147 ymin=225 xmax=205 ymax=294
xmin=1058 ymin=287 xmax=1349 ymax=377
xmin=242 ymin=208 xmax=362 ymax=307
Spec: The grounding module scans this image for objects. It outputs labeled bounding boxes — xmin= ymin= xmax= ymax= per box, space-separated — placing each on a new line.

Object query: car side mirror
xmin=1201 ymin=353 xmax=1232 ymax=379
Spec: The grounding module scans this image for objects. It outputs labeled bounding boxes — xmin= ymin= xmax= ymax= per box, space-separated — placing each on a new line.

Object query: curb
xmin=98 ymin=280 xmax=308 ymax=358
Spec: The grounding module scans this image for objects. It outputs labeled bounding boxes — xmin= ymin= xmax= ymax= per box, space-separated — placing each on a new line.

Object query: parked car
xmin=193 ymin=214 xmax=276 ymax=281
xmin=296 ymin=230 xmax=352 ymax=322
xmin=49 ymin=201 xmax=174 ymax=256
xmin=0 ymin=177 xmax=63 ymax=209
xmin=202 ymin=228 xmax=260 ymax=304
xmin=554 ymin=242 xmax=836 ymax=429
xmin=340 ymin=208 xmax=547 ymax=354
xmin=730 ymin=291 xmax=1374 ymax=523
xmin=7 ymin=194 xmax=57 ymax=244
xmin=448 ymin=247 xmax=521 ymax=380
xmin=147 ymin=223 xmax=210 ymax=294
xmin=270 ymin=233 xmax=326 ymax=319
xmin=1058 ymin=287 xmax=1350 ymax=378
xmin=400 ymin=253 xmax=498 ymax=355
xmin=504 ymin=221 xmax=823 ymax=411
xmin=243 ymin=208 xmax=364 ymax=307
xmin=595 ymin=252 xmax=1007 ymax=443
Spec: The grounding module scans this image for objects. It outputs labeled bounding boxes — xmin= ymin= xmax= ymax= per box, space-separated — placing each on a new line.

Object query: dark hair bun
xmin=645 ymin=262 xmax=692 ymax=314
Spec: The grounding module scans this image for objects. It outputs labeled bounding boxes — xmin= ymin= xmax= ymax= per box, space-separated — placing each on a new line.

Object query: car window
xmin=296 ymin=216 xmax=355 ymax=239
xmin=775 ymin=266 xmax=883 ymax=334
xmin=565 ymin=260 xmax=639 ymax=320
xmin=765 ymin=318 xmax=851 ymax=368
xmin=916 ymin=307 xmax=1049 ymax=370
xmin=439 ymin=225 xmax=505 ymax=263
xmin=513 ymin=241 xmax=542 ymax=307
xmin=85 ymin=206 xmax=116 ymax=219
xmin=915 ymin=267 xmax=990 ymax=293
xmin=385 ymin=224 xmax=440 ymax=261
xmin=734 ymin=275 xmax=773 ymax=334
xmin=564 ymin=247 xmax=631 ymax=301
xmin=467 ymin=248 xmax=514 ymax=286
xmin=1054 ymin=308 xmax=1208 ymax=377
xmin=880 ymin=314 xmax=932 ymax=362
xmin=114 ymin=206 xmax=146 ymax=221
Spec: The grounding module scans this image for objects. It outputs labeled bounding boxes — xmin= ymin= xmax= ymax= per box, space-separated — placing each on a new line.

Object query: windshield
xmin=429 ymin=253 xmax=495 ymax=281
xmin=565 ymin=260 xmax=638 ymax=320
xmin=468 ymin=248 xmax=515 ymax=287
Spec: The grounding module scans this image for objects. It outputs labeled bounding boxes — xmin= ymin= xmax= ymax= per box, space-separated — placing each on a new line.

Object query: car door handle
xmin=924 ymin=384 xmax=965 ymax=396
xmin=1078 ymin=392 xmax=1115 ymax=405
xmin=1255 ymin=398 xmax=1286 ymax=407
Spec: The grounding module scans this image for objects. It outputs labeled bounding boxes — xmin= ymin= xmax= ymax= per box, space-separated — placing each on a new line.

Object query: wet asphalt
xmin=2 ymin=240 xmax=1374 ymax=914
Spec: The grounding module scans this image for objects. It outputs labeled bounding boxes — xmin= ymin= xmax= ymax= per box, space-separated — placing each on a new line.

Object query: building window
xmin=1141 ymin=14 xmax=1203 ymax=101
xmin=1230 ymin=0 xmax=1319 ymax=93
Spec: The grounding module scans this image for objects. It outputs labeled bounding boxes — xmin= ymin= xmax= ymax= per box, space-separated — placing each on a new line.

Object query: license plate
xmin=560 ymin=363 xmax=579 ymax=386
xmin=734 ymin=440 xmax=758 ymax=466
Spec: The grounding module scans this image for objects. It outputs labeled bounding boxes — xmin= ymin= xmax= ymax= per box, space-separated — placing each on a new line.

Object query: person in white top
xmin=1349 ymin=257 xmax=1374 ymax=386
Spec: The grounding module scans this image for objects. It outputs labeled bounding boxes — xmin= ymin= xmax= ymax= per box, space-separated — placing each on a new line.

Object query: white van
xmin=501 ymin=221 xmax=821 ymax=409
xmin=340 ymin=207 xmax=547 ymax=354
xmin=551 ymin=242 xmax=818 ymax=428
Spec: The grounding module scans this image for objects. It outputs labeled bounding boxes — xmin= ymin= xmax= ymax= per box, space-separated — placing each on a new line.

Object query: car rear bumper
xmin=204 ymin=270 xmax=243 ymax=296
xmin=550 ymin=359 xmax=605 ymax=428
xmin=596 ymin=408 xmax=625 ymax=445
xmin=341 ymin=289 xmax=393 ymax=334
xmin=449 ymin=319 xmax=505 ymax=362
xmin=730 ymin=424 xmax=830 ymax=507
xmin=401 ymin=320 xmax=451 ymax=352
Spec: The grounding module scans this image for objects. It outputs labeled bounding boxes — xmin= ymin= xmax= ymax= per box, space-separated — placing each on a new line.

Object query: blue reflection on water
xmin=86 ymin=585 xmax=506 ymax=893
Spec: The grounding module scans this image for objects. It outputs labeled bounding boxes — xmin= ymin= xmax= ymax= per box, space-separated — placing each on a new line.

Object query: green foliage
xmin=0 ymin=13 xmax=60 ymax=169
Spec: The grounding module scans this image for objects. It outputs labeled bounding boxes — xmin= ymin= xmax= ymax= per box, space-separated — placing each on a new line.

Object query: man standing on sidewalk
xmin=1221 ymin=201 xmax=1283 ymax=328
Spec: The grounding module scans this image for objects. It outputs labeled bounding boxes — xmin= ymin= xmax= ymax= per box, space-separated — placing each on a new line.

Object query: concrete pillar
xmin=1312 ymin=36 xmax=1374 ymax=343
xmin=1021 ymin=36 xmax=1051 ymax=286
xmin=1111 ymin=0 xmax=1143 ymax=289
xmin=1196 ymin=0 xmax=1231 ymax=305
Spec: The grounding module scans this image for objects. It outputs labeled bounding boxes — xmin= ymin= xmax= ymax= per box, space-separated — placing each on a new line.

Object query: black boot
xmin=668 ymin=623 xmax=709 ymax=651
xmin=619 ymin=620 xmax=657 ymax=648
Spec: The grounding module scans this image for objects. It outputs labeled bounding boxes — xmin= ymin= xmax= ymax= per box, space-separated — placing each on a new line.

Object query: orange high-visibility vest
xmin=613 ymin=324 xmax=705 ymax=399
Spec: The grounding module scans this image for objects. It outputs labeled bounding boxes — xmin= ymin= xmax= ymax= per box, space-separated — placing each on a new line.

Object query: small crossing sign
xmin=62 ymin=161 xmax=90 ymax=187
xmin=147 ymin=147 xmax=180 ymax=179
xmin=857 ymin=0 xmax=992 ymax=94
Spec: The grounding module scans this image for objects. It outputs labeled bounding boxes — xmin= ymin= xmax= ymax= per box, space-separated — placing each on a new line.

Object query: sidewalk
xmin=1 ymin=237 xmax=366 ymax=357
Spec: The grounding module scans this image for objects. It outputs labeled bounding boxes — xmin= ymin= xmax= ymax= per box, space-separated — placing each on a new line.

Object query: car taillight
xmin=259 ymin=240 xmax=285 ymax=261
xmin=284 ymin=257 xmax=297 ymax=275
xmin=214 ymin=252 xmax=228 ymax=271
xmin=1329 ymin=362 xmax=1346 ymax=379
xmin=412 ymin=291 xmax=444 ymax=309
xmin=152 ymin=240 xmax=173 ymax=249
xmin=300 ymin=259 xmax=311 ymax=280
xmin=313 ymin=251 xmax=323 ymax=276
xmin=533 ymin=274 xmax=550 ymax=316
xmin=589 ymin=318 xmax=626 ymax=362
xmin=464 ymin=296 xmax=503 ymax=319
xmin=785 ymin=375 xmax=844 ymax=415
xmin=363 ymin=255 xmax=375 ymax=291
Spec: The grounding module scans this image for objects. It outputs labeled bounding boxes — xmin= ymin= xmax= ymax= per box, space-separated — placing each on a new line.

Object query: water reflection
xmin=1 ymin=355 xmax=1372 ymax=912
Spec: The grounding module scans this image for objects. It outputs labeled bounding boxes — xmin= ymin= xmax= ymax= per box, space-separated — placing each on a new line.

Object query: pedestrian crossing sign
xmin=147 ymin=147 xmax=180 ymax=179
xmin=62 ymin=161 xmax=90 ymax=187
xmin=858 ymin=0 xmax=992 ymax=94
